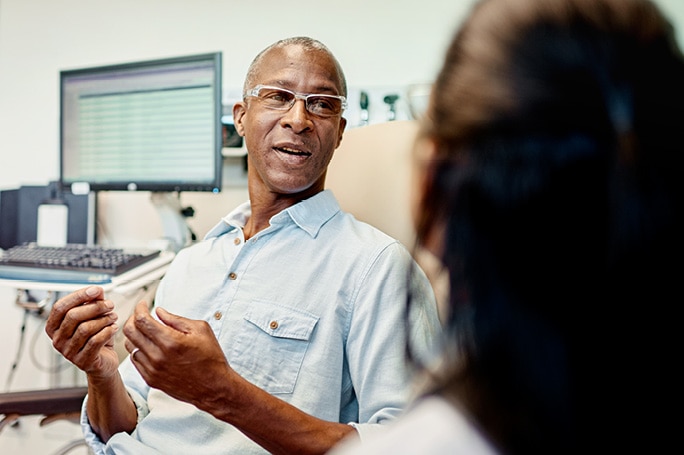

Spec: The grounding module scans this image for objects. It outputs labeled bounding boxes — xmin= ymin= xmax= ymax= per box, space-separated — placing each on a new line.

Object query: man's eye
xmin=262 ymin=90 xmax=292 ymax=103
xmin=308 ymin=97 xmax=338 ymax=114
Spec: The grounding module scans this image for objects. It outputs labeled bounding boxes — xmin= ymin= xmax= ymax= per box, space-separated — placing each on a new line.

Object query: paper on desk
xmin=37 ymin=204 xmax=69 ymax=247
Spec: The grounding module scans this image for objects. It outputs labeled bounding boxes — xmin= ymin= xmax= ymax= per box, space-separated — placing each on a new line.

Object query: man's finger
xmin=53 ymin=286 xmax=103 ymax=314
xmin=46 ymin=286 xmax=104 ymax=335
xmin=124 ymin=301 xmax=165 ymax=342
xmin=155 ymin=307 xmax=193 ymax=334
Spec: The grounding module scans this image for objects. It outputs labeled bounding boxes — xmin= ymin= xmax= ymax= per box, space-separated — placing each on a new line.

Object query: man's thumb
xmin=155 ymin=307 xmax=192 ymax=333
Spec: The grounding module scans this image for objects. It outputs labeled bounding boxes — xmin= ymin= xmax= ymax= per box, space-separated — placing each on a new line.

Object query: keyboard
xmin=0 ymin=243 xmax=161 ymax=284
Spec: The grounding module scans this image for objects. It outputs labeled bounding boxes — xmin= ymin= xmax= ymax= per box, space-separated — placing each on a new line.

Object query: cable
xmin=29 ymin=317 xmax=71 ymax=375
xmin=4 ymin=309 xmax=30 ymax=392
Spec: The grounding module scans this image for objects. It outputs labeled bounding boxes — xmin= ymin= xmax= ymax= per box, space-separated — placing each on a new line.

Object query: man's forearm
xmin=86 ymin=371 xmax=138 ymax=443
xmin=200 ymin=370 xmax=357 ymax=455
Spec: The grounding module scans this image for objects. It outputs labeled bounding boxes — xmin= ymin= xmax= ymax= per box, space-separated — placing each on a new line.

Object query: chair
xmin=0 ymin=386 xmax=88 ymax=430
xmin=327 ymin=120 xmax=448 ymax=319
xmin=0 ymin=386 xmax=88 ymax=454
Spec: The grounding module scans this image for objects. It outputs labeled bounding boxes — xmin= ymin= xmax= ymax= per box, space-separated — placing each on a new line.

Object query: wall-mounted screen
xmin=60 ymin=52 xmax=222 ymax=193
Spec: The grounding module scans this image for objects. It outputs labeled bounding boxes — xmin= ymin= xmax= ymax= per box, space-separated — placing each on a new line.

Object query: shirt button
xmin=214 ymin=311 xmax=222 ymax=320
xmin=228 ymin=272 xmax=237 ymax=280
xmin=269 ymin=320 xmax=279 ymax=330
xmin=233 ymin=237 xmax=241 ymax=245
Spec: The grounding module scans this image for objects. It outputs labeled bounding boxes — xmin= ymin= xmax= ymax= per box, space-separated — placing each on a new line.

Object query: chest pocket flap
xmin=244 ymin=302 xmax=319 ymax=340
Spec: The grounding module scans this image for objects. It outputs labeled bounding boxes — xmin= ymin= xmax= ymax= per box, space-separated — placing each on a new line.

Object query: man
xmin=46 ymin=37 xmax=440 ymax=455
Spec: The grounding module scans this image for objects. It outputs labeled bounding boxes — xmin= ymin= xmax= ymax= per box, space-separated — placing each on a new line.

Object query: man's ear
xmin=335 ymin=116 xmax=347 ymax=148
xmin=233 ymin=101 xmax=247 ymax=136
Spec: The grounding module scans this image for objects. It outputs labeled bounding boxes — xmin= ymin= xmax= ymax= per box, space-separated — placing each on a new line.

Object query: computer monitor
xmin=59 ymin=52 xmax=223 ymax=194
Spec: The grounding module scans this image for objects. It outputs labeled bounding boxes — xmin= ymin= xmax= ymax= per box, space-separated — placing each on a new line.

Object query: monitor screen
xmin=60 ymin=52 xmax=223 ymax=193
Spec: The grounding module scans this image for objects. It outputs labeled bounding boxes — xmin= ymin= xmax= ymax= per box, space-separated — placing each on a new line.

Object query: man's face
xmin=233 ymin=45 xmax=347 ymax=198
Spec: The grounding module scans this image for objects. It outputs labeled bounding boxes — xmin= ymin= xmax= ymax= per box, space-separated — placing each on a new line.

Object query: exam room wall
xmin=2 ymin=0 xmax=684 ymax=389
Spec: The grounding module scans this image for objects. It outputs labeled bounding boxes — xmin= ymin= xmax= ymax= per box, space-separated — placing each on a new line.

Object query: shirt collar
xmin=204 ymin=190 xmax=340 ymax=240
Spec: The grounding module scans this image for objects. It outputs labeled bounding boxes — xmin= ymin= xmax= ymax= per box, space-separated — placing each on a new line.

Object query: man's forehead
xmin=253 ymin=45 xmax=342 ymax=92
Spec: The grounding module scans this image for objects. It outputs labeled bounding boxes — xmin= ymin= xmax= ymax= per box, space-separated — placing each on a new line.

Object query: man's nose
xmin=280 ymin=99 xmax=313 ymax=132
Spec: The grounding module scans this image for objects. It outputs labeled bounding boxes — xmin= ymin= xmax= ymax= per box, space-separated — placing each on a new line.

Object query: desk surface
xmin=0 ymin=251 xmax=175 ymax=294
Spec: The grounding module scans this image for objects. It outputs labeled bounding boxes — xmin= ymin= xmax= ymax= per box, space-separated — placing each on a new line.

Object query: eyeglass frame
xmin=243 ymin=84 xmax=348 ymax=117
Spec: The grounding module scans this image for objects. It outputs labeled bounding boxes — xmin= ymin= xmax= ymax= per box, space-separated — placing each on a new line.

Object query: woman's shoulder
xmin=330 ymin=395 xmax=498 ymax=455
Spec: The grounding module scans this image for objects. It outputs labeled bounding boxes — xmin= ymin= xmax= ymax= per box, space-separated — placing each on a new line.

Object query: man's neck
xmin=243 ymin=189 xmax=322 ymax=240
xmin=242 ymin=201 xmax=289 ymax=240
xmin=243 ymin=168 xmax=327 ymax=239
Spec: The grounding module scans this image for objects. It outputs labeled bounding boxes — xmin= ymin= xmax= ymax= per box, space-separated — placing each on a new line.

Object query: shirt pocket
xmin=230 ymin=300 xmax=319 ymax=394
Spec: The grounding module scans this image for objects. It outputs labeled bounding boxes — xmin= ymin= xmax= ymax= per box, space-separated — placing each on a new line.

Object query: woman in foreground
xmin=331 ymin=0 xmax=684 ymax=452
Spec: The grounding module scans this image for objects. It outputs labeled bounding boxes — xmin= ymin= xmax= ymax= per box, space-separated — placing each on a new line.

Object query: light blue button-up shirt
xmin=82 ymin=190 xmax=440 ymax=455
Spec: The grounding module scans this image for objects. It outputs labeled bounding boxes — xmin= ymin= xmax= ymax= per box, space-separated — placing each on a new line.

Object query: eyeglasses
xmin=244 ymin=85 xmax=347 ymax=118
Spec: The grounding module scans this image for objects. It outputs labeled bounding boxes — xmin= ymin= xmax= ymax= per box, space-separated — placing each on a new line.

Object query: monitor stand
xmin=150 ymin=192 xmax=192 ymax=252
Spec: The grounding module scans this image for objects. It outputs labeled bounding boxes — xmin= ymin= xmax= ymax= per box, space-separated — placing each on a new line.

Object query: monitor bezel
xmin=59 ymin=52 xmax=223 ymax=193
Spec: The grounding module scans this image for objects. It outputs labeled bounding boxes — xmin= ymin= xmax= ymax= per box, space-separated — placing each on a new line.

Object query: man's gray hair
xmin=243 ymin=37 xmax=347 ymax=97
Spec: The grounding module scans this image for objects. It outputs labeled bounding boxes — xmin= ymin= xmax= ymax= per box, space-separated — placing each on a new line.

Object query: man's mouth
xmin=274 ymin=146 xmax=311 ymax=157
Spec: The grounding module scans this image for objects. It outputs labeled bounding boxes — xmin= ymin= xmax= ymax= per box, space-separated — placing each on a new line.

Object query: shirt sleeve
xmin=80 ymin=396 xmax=106 ymax=455
xmin=80 ymin=375 xmax=151 ymax=455
xmin=344 ymin=241 xmax=441 ymax=439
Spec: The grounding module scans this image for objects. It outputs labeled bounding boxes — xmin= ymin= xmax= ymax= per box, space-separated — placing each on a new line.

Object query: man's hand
xmin=123 ymin=302 xmax=232 ymax=408
xmin=45 ymin=286 xmax=120 ymax=379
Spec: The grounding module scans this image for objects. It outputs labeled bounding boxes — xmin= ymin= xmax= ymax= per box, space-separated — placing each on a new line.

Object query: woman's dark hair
xmin=412 ymin=0 xmax=684 ymax=452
